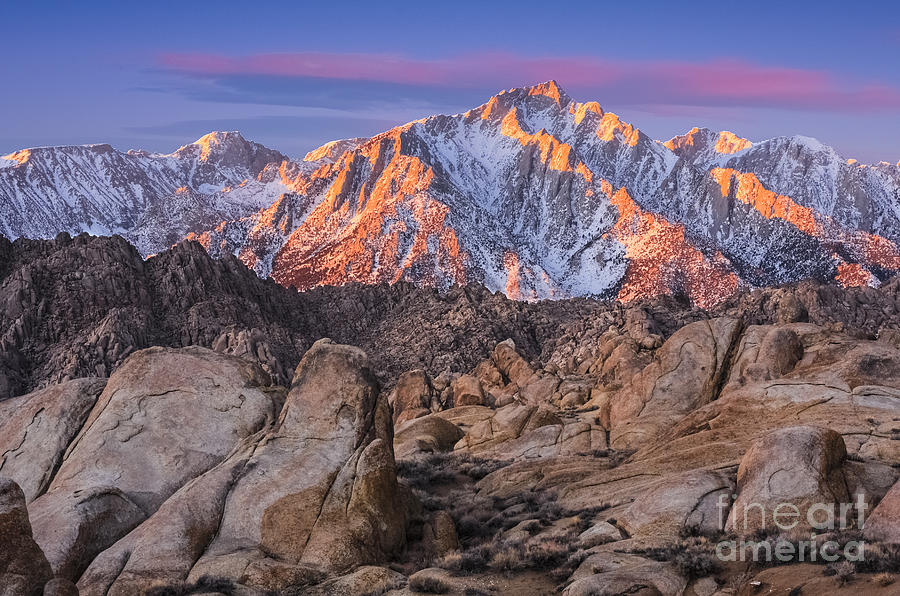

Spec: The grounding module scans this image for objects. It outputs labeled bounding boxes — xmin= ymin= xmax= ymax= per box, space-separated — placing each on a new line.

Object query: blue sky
xmin=2 ymin=0 xmax=899 ymax=162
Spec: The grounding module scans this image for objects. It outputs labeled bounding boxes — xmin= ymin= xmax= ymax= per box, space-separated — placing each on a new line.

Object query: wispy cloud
xmin=158 ymin=51 xmax=900 ymax=112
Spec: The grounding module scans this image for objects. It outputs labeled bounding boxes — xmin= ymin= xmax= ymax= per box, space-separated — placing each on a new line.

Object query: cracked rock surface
xmin=28 ymin=346 xmax=280 ymax=581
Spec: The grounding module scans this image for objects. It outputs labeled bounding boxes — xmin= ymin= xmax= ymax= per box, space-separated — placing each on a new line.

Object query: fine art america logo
xmin=714 ymin=493 xmax=869 ymax=563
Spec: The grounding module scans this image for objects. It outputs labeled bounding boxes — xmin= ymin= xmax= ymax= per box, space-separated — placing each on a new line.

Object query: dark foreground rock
xmin=0 ymin=478 xmax=52 ymax=596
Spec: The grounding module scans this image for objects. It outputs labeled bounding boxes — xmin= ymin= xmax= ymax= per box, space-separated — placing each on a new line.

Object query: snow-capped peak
xmin=0 ymin=133 xmax=291 ymax=254
xmin=2 ymin=82 xmax=899 ymax=306
xmin=304 ymin=137 xmax=367 ymax=162
xmin=663 ymin=127 xmax=753 ymax=163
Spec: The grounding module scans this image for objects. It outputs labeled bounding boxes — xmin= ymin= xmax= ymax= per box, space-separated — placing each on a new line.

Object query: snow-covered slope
xmin=4 ymin=82 xmax=900 ymax=305
xmin=0 ymin=132 xmax=293 ymax=255
xmin=193 ymin=81 xmax=900 ymax=305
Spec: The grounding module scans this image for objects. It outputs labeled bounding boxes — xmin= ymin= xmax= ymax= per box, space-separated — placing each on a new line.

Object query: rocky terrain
xmin=4 ymin=233 xmax=900 ymax=402
xmin=4 ymin=83 xmax=900 ymax=306
xmin=0 ymin=232 xmax=609 ymax=400
xmin=4 ymin=234 xmax=900 ymax=594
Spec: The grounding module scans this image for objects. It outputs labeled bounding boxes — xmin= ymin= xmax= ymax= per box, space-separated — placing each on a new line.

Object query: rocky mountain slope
xmin=3 ymin=83 xmax=900 ymax=306
xmin=4 ymin=234 xmax=900 ymax=594
xmin=0 ymin=233 xmax=608 ymax=401
xmin=0 ymin=131 xmax=292 ymax=256
xmin=4 ymin=233 xmax=900 ymax=404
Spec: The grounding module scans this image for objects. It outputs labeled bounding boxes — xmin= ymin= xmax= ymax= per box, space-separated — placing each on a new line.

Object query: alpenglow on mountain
xmin=2 ymin=81 xmax=900 ymax=307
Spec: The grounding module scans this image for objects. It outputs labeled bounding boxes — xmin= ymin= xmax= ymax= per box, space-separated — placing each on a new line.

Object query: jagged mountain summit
xmin=2 ymin=81 xmax=900 ymax=306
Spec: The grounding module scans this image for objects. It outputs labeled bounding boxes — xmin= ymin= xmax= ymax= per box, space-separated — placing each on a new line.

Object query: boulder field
xmin=4 ymin=305 xmax=900 ymax=593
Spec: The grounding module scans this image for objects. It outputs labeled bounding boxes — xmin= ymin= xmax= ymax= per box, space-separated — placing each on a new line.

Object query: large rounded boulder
xmin=726 ymin=425 xmax=851 ymax=535
xmin=186 ymin=339 xmax=408 ymax=588
xmin=29 ymin=346 xmax=280 ymax=580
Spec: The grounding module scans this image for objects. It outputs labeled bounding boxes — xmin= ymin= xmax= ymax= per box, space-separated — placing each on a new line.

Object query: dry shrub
xmin=642 ymin=535 xmax=721 ymax=580
xmin=409 ymin=574 xmax=452 ymax=594
xmin=439 ymin=544 xmax=493 ymax=574
xmin=488 ymin=540 xmax=526 ymax=571
xmin=833 ymin=560 xmax=856 ymax=584
xmin=855 ymin=541 xmax=900 ymax=573
xmin=397 ymin=452 xmax=512 ymax=489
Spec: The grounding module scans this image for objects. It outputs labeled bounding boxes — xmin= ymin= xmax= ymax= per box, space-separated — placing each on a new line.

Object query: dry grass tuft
xmin=409 ymin=574 xmax=452 ymax=594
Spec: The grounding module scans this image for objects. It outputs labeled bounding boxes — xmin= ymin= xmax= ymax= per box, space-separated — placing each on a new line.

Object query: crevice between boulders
xmin=709 ymin=317 xmax=746 ymax=402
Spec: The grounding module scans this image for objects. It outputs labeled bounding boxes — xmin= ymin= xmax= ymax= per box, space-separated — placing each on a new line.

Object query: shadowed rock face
xmin=0 ymin=478 xmax=52 ymax=595
xmin=0 ymin=233 xmax=612 ymax=401
xmin=866 ymin=478 xmax=900 ymax=544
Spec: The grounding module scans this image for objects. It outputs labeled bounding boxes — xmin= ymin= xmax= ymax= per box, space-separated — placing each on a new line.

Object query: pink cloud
xmin=158 ymin=52 xmax=900 ymax=111
xmin=158 ymin=52 xmax=625 ymax=88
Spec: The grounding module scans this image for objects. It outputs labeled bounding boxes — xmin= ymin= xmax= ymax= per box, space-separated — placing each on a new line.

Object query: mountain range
xmin=3 ymin=81 xmax=899 ymax=307
xmin=6 ymin=83 xmax=900 ymax=595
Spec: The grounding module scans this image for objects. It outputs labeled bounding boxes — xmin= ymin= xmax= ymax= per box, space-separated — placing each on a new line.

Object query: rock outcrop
xmin=29 ymin=346 xmax=279 ymax=580
xmin=0 ymin=478 xmax=52 ymax=596
xmin=0 ymin=234 xmax=613 ymax=401
xmin=3 ymin=238 xmax=900 ymax=593
xmin=0 ymin=378 xmax=105 ymax=502
xmin=190 ymin=339 xmax=407 ymax=584
xmin=390 ymin=369 xmax=435 ymax=423
xmin=394 ymin=415 xmax=464 ymax=459
xmin=76 ymin=339 xmax=409 ymax=594
xmin=76 ymin=446 xmax=254 ymax=595
xmin=618 ymin=470 xmax=735 ymax=539
xmin=726 ymin=426 xmax=851 ymax=535
xmin=865 ymin=478 xmax=900 ymax=544
xmin=608 ymin=318 xmax=742 ymax=449
xmin=4 ymin=234 xmax=900 ymax=405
